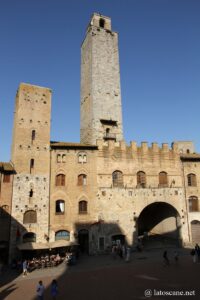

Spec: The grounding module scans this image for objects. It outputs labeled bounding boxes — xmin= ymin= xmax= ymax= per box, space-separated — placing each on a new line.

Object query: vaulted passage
xmin=137 ymin=202 xmax=181 ymax=246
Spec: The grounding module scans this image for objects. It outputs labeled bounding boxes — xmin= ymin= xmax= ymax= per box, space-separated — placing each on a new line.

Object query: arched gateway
xmin=137 ymin=202 xmax=181 ymax=246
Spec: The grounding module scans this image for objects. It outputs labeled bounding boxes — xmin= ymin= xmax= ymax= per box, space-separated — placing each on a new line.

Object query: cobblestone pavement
xmin=0 ymin=248 xmax=199 ymax=300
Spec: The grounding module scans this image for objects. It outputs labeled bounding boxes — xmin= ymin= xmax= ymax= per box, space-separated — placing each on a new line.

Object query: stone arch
xmin=137 ymin=202 xmax=181 ymax=246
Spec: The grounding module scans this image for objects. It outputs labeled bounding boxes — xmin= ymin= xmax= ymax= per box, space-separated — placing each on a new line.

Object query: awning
xmin=49 ymin=240 xmax=79 ymax=249
xmin=17 ymin=240 xmax=79 ymax=250
xmin=17 ymin=242 xmax=49 ymax=250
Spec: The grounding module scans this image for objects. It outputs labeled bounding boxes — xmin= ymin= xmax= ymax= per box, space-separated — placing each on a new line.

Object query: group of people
xmin=22 ymin=254 xmax=64 ymax=275
xmin=36 ymin=279 xmax=58 ymax=300
xmin=111 ymin=243 xmax=131 ymax=262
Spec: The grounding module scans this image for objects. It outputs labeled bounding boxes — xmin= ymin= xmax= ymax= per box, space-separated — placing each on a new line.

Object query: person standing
xmin=22 ymin=260 xmax=28 ymax=276
xmin=51 ymin=279 xmax=58 ymax=300
xmin=36 ymin=280 xmax=45 ymax=300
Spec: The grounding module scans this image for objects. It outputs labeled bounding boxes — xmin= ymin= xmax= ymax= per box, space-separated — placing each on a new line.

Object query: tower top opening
xmin=89 ymin=13 xmax=111 ymax=31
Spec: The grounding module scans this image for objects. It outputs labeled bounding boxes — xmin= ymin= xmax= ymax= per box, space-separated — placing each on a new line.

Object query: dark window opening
xmin=79 ymin=200 xmax=88 ymax=214
xmin=55 ymin=200 xmax=65 ymax=214
xmin=30 ymin=159 xmax=34 ymax=173
xmin=31 ymin=130 xmax=36 ymax=142
xmin=189 ymin=196 xmax=198 ymax=212
xmin=29 ymin=189 xmax=33 ymax=198
xmin=159 ymin=172 xmax=168 ymax=188
xmin=137 ymin=171 xmax=146 ymax=188
xmin=99 ymin=18 xmax=105 ymax=28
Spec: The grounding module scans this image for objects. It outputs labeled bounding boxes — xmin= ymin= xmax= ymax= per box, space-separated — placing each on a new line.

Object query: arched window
xmin=189 ymin=196 xmax=198 ymax=212
xmin=55 ymin=200 xmax=65 ymax=214
xmin=187 ymin=174 xmax=197 ymax=187
xmin=55 ymin=230 xmax=70 ymax=241
xmin=55 ymin=174 xmax=65 ymax=186
xmin=99 ymin=18 xmax=105 ymax=28
xmin=78 ymin=152 xmax=87 ymax=163
xmin=137 ymin=171 xmax=146 ymax=188
xmin=112 ymin=170 xmax=123 ymax=187
xmin=23 ymin=232 xmax=36 ymax=243
xmin=23 ymin=210 xmax=37 ymax=224
xmin=78 ymin=174 xmax=87 ymax=186
xmin=159 ymin=171 xmax=168 ymax=187
xmin=79 ymin=200 xmax=88 ymax=214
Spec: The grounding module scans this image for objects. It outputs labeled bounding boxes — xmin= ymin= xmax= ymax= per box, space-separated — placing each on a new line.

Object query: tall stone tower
xmin=10 ymin=83 xmax=51 ymax=260
xmin=80 ymin=13 xmax=123 ymax=145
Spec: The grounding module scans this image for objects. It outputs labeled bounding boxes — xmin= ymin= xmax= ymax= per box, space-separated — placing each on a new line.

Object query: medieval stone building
xmin=1 ymin=13 xmax=200 ymax=262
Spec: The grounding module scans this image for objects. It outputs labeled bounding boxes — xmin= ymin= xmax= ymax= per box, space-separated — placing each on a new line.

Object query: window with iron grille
xmin=79 ymin=200 xmax=87 ymax=214
xmin=55 ymin=230 xmax=70 ymax=241
xmin=23 ymin=232 xmax=36 ymax=243
xmin=55 ymin=174 xmax=65 ymax=186
xmin=187 ymin=174 xmax=197 ymax=187
xmin=137 ymin=171 xmax=146 ymax=188
xmin=112 ymin=170 xmax=123 ymax=187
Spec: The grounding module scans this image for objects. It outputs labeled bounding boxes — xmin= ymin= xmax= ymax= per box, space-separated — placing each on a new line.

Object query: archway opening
xmin=78 ymin=229 xmax=89 ymax=254
xmin=137 ymin=202 xmax=181 ymax=247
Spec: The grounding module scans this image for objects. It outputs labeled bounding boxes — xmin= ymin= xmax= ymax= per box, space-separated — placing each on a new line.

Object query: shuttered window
xmin=79 ymin=201 xmax=87 ymax=214
xmin=55 ymin=174 xmax=65 ymax=186
xmin=189 ymin=196 xmax=198 ymax=212
xmin=159 ymin=172 xmax=168 ymax=187
xmin=78 ymin=174 xmax=87 ymax=186
xmin=187 ymin=174 xmax=197 ymax=187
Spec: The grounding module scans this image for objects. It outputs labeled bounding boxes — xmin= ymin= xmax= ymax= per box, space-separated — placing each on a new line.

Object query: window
xmin=55 ymin=230 xmax=70 ymax=241
xmin=62 ymin=154 xmax=66 ymax=163
xmin=29 ymin=189 xmax=33 ymax=198
xmin=79 ymin=200 xmax=88 ymax=214
xmin=55 ymin=174 xmax=65 ymax=186
xmin=31 ymin=130 xmax=36 ymax=142
xmin=23 ymin=232 xmax=36 ymax=243
xmin=189 ymin=196 xmax=198 ymax=212
xmin=78 ymin=152 xmax=87 ymax=163
xmin=112 ymin=170 xmax=123 ymax=187
xmin=187 ymin=174 xmax=197 ymax=187
xmin=0 ymin=205 xmax=9 ymax=218
xmin=78 ymin=174 xmax=87 ymax=186
xmin=99 ymin=18 xmax=105 ymax=28
xmin=137 ymin=171 xmax=146 ymax=188
xmin=3 ymin=174 xmax=10 ymax=183
xmin=55 ymin=200 xmax=65 ymax=214
xmin=23 ymin=210 xmax=37 ymax=224
xmin=57 ymin=154 xmax=61 ymax=163
xmin=159 ymin=172 xmax=168 ymax=187
xmin=30 ymin=159 xmax=34 ymax=174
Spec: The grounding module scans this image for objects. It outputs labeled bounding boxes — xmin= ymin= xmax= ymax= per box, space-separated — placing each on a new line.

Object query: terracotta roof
xmin=180 ymin=154 xmax=200 ymax=161
xmin=50 ymin=141 xmax=98 ymax=150
xmin=0 ymin=162 xmax=15 ymax=172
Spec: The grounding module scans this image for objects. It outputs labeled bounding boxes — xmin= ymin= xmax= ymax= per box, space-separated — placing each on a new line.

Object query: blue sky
xmin=0 ymin=0 xmax=200 ymax=162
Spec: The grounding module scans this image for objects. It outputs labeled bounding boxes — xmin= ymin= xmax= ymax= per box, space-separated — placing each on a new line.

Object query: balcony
xmin=104 ymin=133 xmax=116 ymax=141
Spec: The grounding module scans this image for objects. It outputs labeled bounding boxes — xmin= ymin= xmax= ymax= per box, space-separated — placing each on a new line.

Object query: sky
xmin=0 ymin=0 xmax=200 ymax=162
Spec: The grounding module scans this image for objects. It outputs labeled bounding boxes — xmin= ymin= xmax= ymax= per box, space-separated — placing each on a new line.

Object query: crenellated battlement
xmin=96 ymin=139 xmax=180 ymax=156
